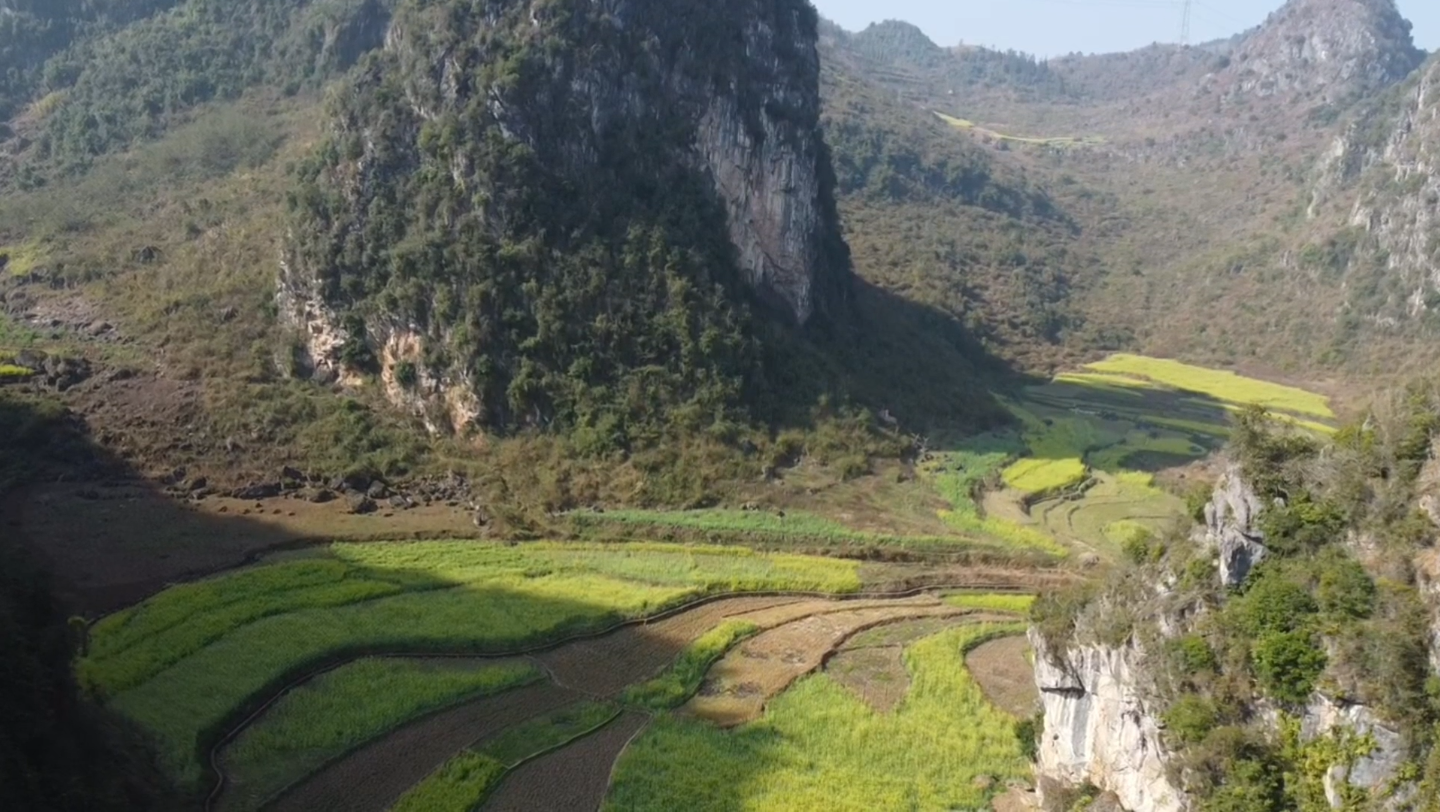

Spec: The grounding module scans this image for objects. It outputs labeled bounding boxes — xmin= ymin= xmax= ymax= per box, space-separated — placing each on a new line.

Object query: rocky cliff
xmin=282 ymin=0 xmax=849 ymax=434
xmin=1032 ymin=460 xmax=1418 ymax=811
xmin=1031 ymin=632 xmax=1185 ymax=812
xmin=1341 ymin=56 xmax=1440 ymax=318
xmin=1207 ymin=0 xmax=1424 ymax=106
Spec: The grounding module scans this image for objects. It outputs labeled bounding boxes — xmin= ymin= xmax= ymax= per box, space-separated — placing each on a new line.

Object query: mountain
xmin=280 ymin=0 xmax=853 ymax=439
xmin=821 ymin=0 xmax=1440 ymax=379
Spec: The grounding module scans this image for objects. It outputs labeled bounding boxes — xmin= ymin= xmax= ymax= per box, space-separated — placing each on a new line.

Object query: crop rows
xmin=604 ymin=623 xmax=1030 ymax=810
xmin=84 ymin=541 xmax=862 ymax=788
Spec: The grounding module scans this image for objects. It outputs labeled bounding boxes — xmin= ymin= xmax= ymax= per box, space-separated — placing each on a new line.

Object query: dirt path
xmin=265 ymin=682 xmax=580 ymax=812
xmin=682 ymin=602 xmax=971 ymax=726
xmin=480 ymin=711 xmax=649 ymax=812
xmin=539 ymin=596 xmax=803 ymax=696
xmin=966 ymin=635 xmax=1039 ymax=718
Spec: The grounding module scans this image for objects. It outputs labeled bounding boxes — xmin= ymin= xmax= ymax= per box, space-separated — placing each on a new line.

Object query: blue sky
xmin=812 ymin=0 xmax=1439 ymax=57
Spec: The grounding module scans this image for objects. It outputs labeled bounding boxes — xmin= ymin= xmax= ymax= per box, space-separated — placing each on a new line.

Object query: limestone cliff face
xmin=1198 ymin=464 xmax=1268 ymax=588
xmin=1209 ymin=0 xmax=1423 ymax=105
xmin=1032 ymin=465 xmax=1417 ymax=811
xmin=279 ymin=0 xmax=849 ymax=433
xmin=1030 ymin=632 xmax=1185 ymax=812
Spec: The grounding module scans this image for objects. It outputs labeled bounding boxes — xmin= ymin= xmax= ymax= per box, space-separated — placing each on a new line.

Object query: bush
xmin=1164 ymin=695 xmax=1219 ymax=746
xmin=1232 ymin=572 xmax=1316 ymax=636
xmin=1253 ymin=631 xmax=1326 ymax=705
xmin=1015 ymin=713 xmax=1040 ymax=762
xmin=1315 ymin=556 xmax=1376 ymax=621
xmin=1167 ymin=634 xmax=1218 ymax=675
xmin=1258 ymin=492 xmax=1347 ymax=556
xmin=395 ymin=361 xmax=419 ymax=389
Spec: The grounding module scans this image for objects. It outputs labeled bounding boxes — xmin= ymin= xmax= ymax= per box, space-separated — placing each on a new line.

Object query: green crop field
xmin=569 ymin=507 xmax=1058 ymax=558
xmin=944 ymin=592 xmax=1035 ymax=614
xmin=922 ymin=435 xmax=1069 ymax=557
xmin=390 ymin=752 xmax=507 ymax=812
xmin=919 ymin=353 xmax=1333 ymax=558
xmin=622 ymin=620 xmax=760 ymax=711
xmin=219 ymin=659 xmax=538 ymax=812
xmin=1084 ymin=354 xmax=1335 ymax=419
xmin=83 ymin=541 xmax=862 ymax=788
xmin=395 ymin=700 xmax=621 ymax=812
xmin=604 ymin=624 xmax=1030 ymax=810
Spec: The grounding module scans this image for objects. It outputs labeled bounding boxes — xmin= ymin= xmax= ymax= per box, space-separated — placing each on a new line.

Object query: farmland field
xmin=83 ymin=541 xmax=863 ymax=788
xmin=605 ymin=623 xmax=1031 ymax=811
xmin=63 ymin=354 xmax=1336 ymax=810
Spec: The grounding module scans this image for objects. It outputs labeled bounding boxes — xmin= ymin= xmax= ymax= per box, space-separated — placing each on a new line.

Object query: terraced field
xmin=917 ymin=354 xmax=1338 ymax=559
xmin=80 ymin=536 xmax=1051 ymax=811
xmin=67 ymin=353 xmax=1336 ymax=811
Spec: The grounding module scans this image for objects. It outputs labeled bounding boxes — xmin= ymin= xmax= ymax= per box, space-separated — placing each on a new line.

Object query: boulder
xmin=348 ymin=494 xmax=378 ymax=515
xmin=232 ymin=482 xmax=281 ymax=500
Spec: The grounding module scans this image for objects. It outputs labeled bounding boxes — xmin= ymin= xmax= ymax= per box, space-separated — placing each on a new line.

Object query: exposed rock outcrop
xmin=1208 ymin=0 xmax=1424 ymax=105
xmin=1345 ymin=56 xmax=1440 ymax=317
xmin=1197 ymin=463 xmax=1268 ymax=588
xmin=1030 ymin=632 xmax=1184 ymax=812
xmin=1301 ymin=695 xmax=1408 ymax=809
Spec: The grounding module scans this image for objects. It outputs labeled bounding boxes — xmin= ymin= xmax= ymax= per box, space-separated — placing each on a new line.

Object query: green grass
xmin=604 ymin=624 xmax=1029 ymax=811
xmin=220 ymin=659 xmax=539 ymax=812
xmin=395 ymin=701 xmax=621 ymax=812
xmin=1001 ymin=457 xmax=1089 ymax=495
xmin=1085 ymin=354 xmax=1334 ymax=419
xmin=0 ymin=364 xmax=33 ymax=379
xmin=570 ymin=508 xmax=1034 ymax=556
xmin=922 ymin=435 xmax=1068 ymax=557
xmin=85 ymin=541 xmax=863 ymax=788
xmin=943 ymin=593 xmax=1035 ymax=614
xmin=0 ymin=241 xmax=46 ymax=276
xmin=622 ymin=621 xmax=760 ymax=711
xmin=480 ymin=701 xmax=620 ymax=767
xmin=390 ymin=752 xmax=507 ymax=812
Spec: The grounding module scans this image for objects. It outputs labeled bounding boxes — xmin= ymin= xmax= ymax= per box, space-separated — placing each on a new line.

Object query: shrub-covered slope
xmin=1030 ymin=393 xmax=1440 ymax=810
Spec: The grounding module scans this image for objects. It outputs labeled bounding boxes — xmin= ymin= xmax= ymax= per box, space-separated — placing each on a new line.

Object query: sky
xmin=811 ymin=0 xmax=1440 ymax=58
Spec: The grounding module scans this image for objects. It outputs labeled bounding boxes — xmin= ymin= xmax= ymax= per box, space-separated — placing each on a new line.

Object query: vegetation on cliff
xmin=1034 ymin=384 xmax=1440 ymax=810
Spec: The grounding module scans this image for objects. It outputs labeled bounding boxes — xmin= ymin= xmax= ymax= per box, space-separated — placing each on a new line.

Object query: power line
xmin=1179 ymin=0 xmax=1192 ymax=44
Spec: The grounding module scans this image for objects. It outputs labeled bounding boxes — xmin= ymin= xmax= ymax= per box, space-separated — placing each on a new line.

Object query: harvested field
xmin=682 ymin=601 xmax=970 ymax=725
xmin=482 ymin=712 xmax=649 ymax=812
xmin=606 ymin=625 xmax=1030 ymax=810
xmin=267 ymin=682 xmax=581 ymax=812
xmin=828 ymin=615 xmax=1016 ymax=712
xmin=538 ymin=595 xmax=802 ymax=696
xmin=826 ymin=646 xmax=909 ymax=712
xmin=967 ymin=636 xmax=1038 ymax=718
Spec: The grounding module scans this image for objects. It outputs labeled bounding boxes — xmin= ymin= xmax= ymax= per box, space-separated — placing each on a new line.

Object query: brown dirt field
xmin=993 ymin=786 xmax=1040 ymax=812
xmin=480 ymin=711 xmax=649 ymax=812
xmin=826 ymin=646 xmax=910 ymax=712
xmin=266 ymin=682 xmax=581 ymax=812
xmin=826 ymin=615 xmax=1019 ymax=712
xmin=966 ymin=635 xmax=1039 ymax=718
xmin=681 ymin=602 xmax=970 ymax=726
xmin=539 ymin=596 xmax=804 ymax=697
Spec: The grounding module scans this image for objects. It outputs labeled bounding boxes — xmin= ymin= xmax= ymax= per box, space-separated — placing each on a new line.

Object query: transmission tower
xmin=1179 ymin=0 xmax=1192 ymax=45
